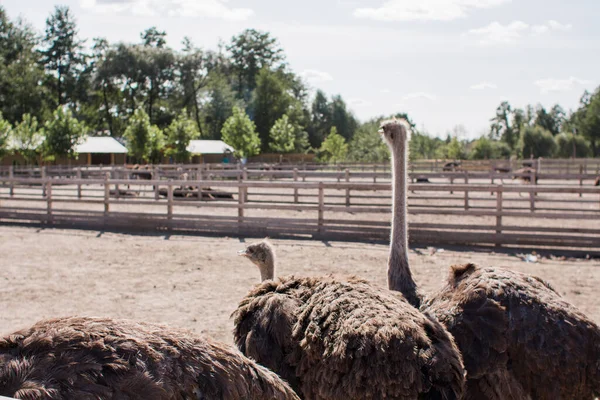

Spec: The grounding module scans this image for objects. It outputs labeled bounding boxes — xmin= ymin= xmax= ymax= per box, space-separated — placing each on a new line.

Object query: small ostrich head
xmin=238 ymin=239 xmax=276 ymax=281
xmin=378 ymin=118 xmax=411 ymax=150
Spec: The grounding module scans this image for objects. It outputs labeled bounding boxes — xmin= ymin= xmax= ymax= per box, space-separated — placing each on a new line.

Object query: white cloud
xmin=300 ymin=69 xmax=334 ymax=84
xmin=470 ymin=82 xmax=497 ymax=90
xmin=467 ymin=19 xmax=572 ymax=45
xmin=380 ymin=89 xmax=391 ymax=93
xmin=467 ymin=21 xmax=529 ymax=45
xmin=534 ymin=77 xmax=593 ymax=94
xmin=353 ymin=0 xmax=510 ymax=22
xmin=402 ymin=92 xmax=438 ymax=101
xmin=348 ymin=98 xmax=372 ymax=107
xmin=80 ymin=0 xmax=254 ymax=20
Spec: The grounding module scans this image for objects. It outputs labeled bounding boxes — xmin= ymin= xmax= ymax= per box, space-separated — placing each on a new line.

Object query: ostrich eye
xmin=389 ymin=132 xmax=395 ymax=140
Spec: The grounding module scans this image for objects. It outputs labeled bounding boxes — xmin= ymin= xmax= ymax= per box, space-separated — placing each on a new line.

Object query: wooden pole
xmin=495 ymin=187 xmax=503 ymax=248
xmin=41 ymin=166 xmax=47 ymax=197
xmin=242 ymin=168 xmax=248 ymax=202
xmin=77 ymin=167 xmax=82 ymax=198
xmin=318 ymin=182 xmax=324 ymax=235
xmin=153 ymin=167 xmax=159 ymax=200
xmin=293 ymin=168 xmax=299 ymax=204
xmin=464 ymin=172 xmax=469 ymax=210
xmin=104 ymin=173 xmax=110 ymax=216
xmin=373 ymin=165 xmax=377 ymax=183
xmin=579 ymin=164 xmax=583 ymax=198
xmin=8 ymin=166 xmax=13 ymax=197
xmin=46 ymin=180 xmax=53 ymax=225
xmin=345 ymin=168 xmax=351 ymax=207
xmin=238 ymin=183 xmax=244 ymax=225
xmin=167 ymin=181 xmax=173 ymax=226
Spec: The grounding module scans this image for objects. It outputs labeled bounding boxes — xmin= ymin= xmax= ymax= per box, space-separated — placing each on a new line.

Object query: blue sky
xmin=3 ymin=0 xmax=599 ymax=138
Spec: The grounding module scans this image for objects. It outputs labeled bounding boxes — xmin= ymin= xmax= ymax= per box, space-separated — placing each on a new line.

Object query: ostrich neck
xmin=388 ymin=140 xmax=421 ymax=307
xmin=259 ymin=255 xmax=275 ymax=281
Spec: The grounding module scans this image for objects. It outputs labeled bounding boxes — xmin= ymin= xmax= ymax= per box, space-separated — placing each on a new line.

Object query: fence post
xmin=167 ymin=180 xmax=173 ymax=226
xmin=153 ymin=167 xmax=159 ymax=200
xmin=345 ymin=168 xmax=350 ymax=207
xmin=450 ymin=175 xmax=454 ymax=195
xmin=464 ymin=172 xmax=469 ymax=210
xmin=9 ymin=166 xmax=14 ymax=197
xmin=104 ymin=173 xmax=110 ymax=216
xmin=243 ymin=168 xmax=249 ymax=202
xmin=373 ymin=165 xmax=377 ymax=183
xmin=77 ymin=167 xmax=82 ymax=198
xmin=238 ymin=183 xmax=245 ymax=226
xmin=46 ymin=180 xmax=53 ymax=225
xmin=530 ymin=189 xmax=535 ymax=212
xmin=293 ymin=168 xmax=299 ymax=204
xmin=318 ymin=182 xmax=324 ymax=236
xmin=41 ymin=166 xmax=47 ymax=197
xmin=579 ymin=165 xmax=583 ymax=198
xmin=495 ymin=186 xmax=503 ymax=248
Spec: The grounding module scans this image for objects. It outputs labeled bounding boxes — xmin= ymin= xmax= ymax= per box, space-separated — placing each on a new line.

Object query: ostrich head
xmin=238 ymin=239 xmax=276 ymax=281
xmin=378 ymin=118 xmax=411 ymax=149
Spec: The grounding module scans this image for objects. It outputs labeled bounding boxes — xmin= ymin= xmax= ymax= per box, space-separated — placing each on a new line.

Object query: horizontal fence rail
xmin=1 ymin=176 xmax=599 ymax=251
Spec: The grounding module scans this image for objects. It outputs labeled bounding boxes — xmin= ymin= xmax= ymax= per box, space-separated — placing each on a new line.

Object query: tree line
xmin=0 ymin=5 xmax=598 ymax=165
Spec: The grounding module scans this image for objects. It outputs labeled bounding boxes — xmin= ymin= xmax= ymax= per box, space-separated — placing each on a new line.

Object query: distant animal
xmin=0 ymin=317 xmax=299 ymax=400
xmin=130 ymin=164 xmax=153 ymax=180
xmin=233 ymin=239 xmax=465 ymax=400
xmin=494 ymin=166 xmax=511 ymax=174
xmin=109 ymin=189 xmax=138 ymax=198
xmin=380 ymin=118 xmax=600 ymax=399
xmin=415 ymin=177 xmax=431 ymax=183
xmin=512 ymin=167 xmax=538 ymax=183
xmin=443 ymin=161 xmax=462 ymax=172
xmin=157 ymin=186 xmax=233 ymax=200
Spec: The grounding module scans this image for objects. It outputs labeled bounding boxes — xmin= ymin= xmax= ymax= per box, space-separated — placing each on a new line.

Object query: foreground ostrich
xmin=234 ymin=240 xmax=465 ymax=399
xmin=0 ymin=316 xmax=299 ymax=400
xmin=379 ymin=119 xmax=600 ymax=399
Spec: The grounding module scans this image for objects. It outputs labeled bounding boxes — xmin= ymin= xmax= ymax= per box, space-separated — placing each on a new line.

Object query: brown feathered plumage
xmin=234 ymin=241 xmax=465 ymax=400
xmin=0 ymin=316 xmax=299 ymax=400
xmin=379 ymin=119 xmax=600 ymax=399
xmin=425 ymin=264 xmax=600 ymax=399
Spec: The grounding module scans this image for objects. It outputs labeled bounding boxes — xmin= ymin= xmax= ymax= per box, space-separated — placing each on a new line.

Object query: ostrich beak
xmin=238 ymin=249 xmax=249 ymax=257
xmin=377 ymin=128 xmax=384 ymax=134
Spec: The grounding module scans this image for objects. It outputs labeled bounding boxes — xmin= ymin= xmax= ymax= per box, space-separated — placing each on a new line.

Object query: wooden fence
xmin=1 ymin=177 xmax=599 ymax=251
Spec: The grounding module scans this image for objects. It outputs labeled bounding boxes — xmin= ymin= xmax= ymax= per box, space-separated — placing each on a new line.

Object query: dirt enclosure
xmin=1 ymin=225 xmax=600 ymax=344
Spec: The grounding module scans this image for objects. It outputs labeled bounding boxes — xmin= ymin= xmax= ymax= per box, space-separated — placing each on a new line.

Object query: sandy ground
xmin=1 ymin=225 xmax=599 ymax=345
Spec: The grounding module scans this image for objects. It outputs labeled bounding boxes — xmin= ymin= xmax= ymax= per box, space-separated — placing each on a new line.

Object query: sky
xmin=2 ymin=0 xmax=599 ymax=139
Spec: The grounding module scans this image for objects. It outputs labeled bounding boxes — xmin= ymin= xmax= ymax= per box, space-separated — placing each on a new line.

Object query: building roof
xmin=76 ymin=136 xmax=128 ymax=154
xmin=187 ymin=140 xmax=234 ymax=155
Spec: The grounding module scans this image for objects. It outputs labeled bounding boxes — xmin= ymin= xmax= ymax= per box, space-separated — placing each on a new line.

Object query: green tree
xmin=227 ymin=29 xmax=285 ymax=98
xmin=490 ymin=101 xmax=517 ymax=149
xmin=10 ymin=114 xmax=44 ymax=164
xmin=0 ymin=113 xmax=12 ymax=158
xmin=252 ymin=68 xmax=295 ymax=150
xmin=41 ymin=5 xmax=87 ymax=108
xmin=348 ymin=119 xmax=390 ymax=162
xmin=141 ymin=26 xmax=167 ymax=48
xmin=43 ymin=106 xmax=88 ymax=161
xmin=318 ymin=127 xmax=348 ymax=163
xmin=176 ymin=37 xmax=207 ymax=132
xmin=124 ymin=108 xmax=164 ymax=163
xmin=308 ymin=89 xmax=330 ymax=147
xmin=330 ymin=95 xmax=358 ymax=141
xmin=269 ymin=114 xmax=298 ymax=153
xmin=535 ymin=104 xmax=564 ymax=136
xmin=582 ymin=87 xmax=600 ymax=156
xmin=446 ymin=136 xmax=468 ymax=160
xmin=200 ymin=72 xmax=238 ymax=139
xmin=221 ymin=106 xmax=261 ymax=158
xmin=518 ymin=125 xmax=556 ymax=158
xmin=0 ymin=8 xmax=48 ymax=123
xmin=554 ymin=132 xmax=591 ymax=158
xmin=469 ymin=137 xmax=511 ymax=160
xmin=165 ymin=112 xmax=200 ymax=162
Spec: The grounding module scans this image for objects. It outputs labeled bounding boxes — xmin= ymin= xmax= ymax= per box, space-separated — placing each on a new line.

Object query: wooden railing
xmin=1 ymin=177 xmax=599 ymax=250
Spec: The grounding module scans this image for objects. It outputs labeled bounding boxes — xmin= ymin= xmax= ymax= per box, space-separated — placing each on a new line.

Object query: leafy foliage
xmin=165 ymin=112 xmax=200 ymax=162
xmin=43 ymin=106 xmax=87 ymax=160
xmin=0 ymin=113 xmax=11 ymax=158
xmin=518 ymin=125 xmax=556 ymax=158
xmin=554 ymin=133 xmax=592 ymax=158
xmin=348 ymin=120 xmax=389 ymax=162
xmin=124 ymin=108 xmax=164 ymax=163
xmin=318 ymin=127 xmax=348 ymax=163
xmin=10 ymin=114 xmax=44 ymax=164
xmin=469 ymin=137 xmax=511 ymax=160
xmin=269 ymin=115 xmax=297 ymax=153
xmin=221 ymin=106 xmax=261 ymax=158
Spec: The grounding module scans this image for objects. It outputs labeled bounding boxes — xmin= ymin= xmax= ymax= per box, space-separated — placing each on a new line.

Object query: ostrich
xmin=234 ymin=239 xmax=465 ymax=400
xmin=0 ymin=316 xmax=299 ymax=400
xmin=378 ymin=119 xmax=600 ymax=399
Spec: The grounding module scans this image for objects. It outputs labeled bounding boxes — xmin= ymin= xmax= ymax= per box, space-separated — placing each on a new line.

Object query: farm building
xmin=187 ymin=140 xmax=235 ymax=163
xmin=75 ymin=136 xmax=128 ymax=165
xmin=1 ymin=135 xmax=128 ymax=166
